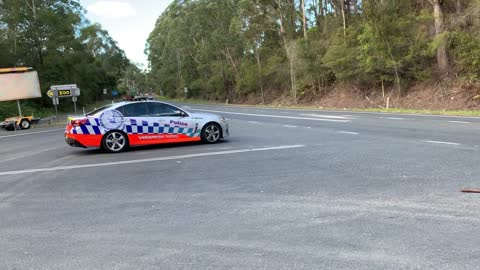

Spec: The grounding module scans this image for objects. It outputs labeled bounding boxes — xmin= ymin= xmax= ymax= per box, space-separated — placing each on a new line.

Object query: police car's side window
xmin=147 ymin=103 xmax=180 ymax=117
xmin=118 ymin=103 xmax=148 ymax=117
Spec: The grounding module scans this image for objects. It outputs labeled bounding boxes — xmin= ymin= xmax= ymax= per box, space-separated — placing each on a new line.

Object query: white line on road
xmin=380 ymin=117 xmax=405 ymax=120
xmin=448 ymin=121 xmax=470 ymax=124
xmin=0 ymin=145 xmax=305 ymax=177
xmin=193 ymin=109 xmax=351 ymax=123
xmin=337 ymin=131 xmax=359 ymax=135
xmin=0 ymin=128 xmax=64 ymax=139
xmin=186 ymin=104 xmax=480 ymax=119
xmin=301 ymin=114 xmax=353 ymax=119
xmin=424 ymin=140 xmax=460 ymax=146
xmin=283 ymin=125 xmax=297 ymax=128
xmin=248 ymin=121 xmax=260 ymax=124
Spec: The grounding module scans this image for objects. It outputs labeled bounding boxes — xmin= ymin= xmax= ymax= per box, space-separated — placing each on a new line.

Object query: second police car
xmin=65 ymin=101 xmax=229 ymax=152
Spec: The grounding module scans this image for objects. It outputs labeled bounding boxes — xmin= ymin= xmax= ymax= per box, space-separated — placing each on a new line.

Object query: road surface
xmin=1 ymin=103 xmax=479 ymax=270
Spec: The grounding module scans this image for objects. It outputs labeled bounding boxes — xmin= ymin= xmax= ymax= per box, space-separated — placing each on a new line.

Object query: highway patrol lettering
xmin=139 ymin=134 xmax=179 ymax=140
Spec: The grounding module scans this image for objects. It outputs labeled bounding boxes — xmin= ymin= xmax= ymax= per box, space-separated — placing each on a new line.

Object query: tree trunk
xmin=276 ymin=0 xmax=296 ymax=102
xmin=340 ymin=0 xmax=347 ymax=46
xmin=254 ymin=49 xmax=265 ymax=104
xmin=313 ymin=0 xmax=321 ymax=29
xmin=431 ymin=0 xmax=448 ymax=72
xmin=221 ymin=57 xmax=229 ymax=100
xmin=286 ymin=42 xmax=297 ymax=105
xmin=456 ymin=0 xmax=462 ymax=14
xmin=301 ymin=0 xmax=307 ymax=38
xmin=322 ymin=0 xmax=327 ymax=35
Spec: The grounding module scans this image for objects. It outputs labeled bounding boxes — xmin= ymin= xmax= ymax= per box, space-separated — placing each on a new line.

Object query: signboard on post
xmin=0 ymin=67 xmax=42 ymax=116
xmin=0 ymin=69 xmax=42 ymax=101
xmin=49 ymin=84 xmax=81 ymax=115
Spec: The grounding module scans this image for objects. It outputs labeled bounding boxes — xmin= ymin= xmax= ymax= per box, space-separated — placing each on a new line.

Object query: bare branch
xmin=0 ymin=30 xmax=8 ymax=39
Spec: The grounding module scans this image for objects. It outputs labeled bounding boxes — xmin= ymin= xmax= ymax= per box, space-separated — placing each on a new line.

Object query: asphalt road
xmin=1 ymin=104 xmax=479 ymax=270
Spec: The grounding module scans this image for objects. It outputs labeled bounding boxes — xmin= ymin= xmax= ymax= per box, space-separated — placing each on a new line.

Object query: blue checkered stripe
xmin=125 ymin=119 xmax=199 ymax=137
xmin=72 ymin=118 xmax=102 ymax=135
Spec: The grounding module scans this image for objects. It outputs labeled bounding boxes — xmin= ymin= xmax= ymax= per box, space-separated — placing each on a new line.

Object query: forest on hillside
xmin=147 ymin=0 xmax=480 ymax=106
xmin=0 ymin=0 xmax=142 ymax=118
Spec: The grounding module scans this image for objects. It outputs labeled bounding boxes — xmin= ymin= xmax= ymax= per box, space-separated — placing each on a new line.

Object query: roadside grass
xmin=160 ymin=97 xmax=480 ymax=117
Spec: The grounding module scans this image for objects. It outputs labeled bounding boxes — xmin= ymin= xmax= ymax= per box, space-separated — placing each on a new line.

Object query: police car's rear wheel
xmin=201 ymin=122 xmax=221 ymax=144
xmin=102 ymin=131 xmax=128 ymax=153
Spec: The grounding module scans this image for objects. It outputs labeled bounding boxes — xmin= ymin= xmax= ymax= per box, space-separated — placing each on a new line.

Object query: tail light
xmin=71 ymin=118 xmax=88 ymax=127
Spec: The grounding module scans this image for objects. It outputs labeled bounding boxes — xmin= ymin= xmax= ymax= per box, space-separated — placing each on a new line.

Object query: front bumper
xmin=221 ymin=122 xmax=230 ymax=138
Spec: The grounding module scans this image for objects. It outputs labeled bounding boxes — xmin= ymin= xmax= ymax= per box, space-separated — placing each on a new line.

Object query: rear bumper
xmin=65 ymin=137 xmax=87 ymax=148
xmin=65 ymin=133 xmax=103 ymax=148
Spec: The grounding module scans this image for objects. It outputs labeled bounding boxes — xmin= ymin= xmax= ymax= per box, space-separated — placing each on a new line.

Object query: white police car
xmin=65 ymin=101 xmax=229 ymax=152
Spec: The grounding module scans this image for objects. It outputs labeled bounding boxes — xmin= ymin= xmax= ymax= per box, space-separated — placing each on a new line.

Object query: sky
xmin=80 ymin=0 xmax=173 ymax=69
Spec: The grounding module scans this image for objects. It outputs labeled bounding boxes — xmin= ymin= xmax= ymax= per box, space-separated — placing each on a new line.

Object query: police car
xmin=65 ymin=101 xmax=229 ymax=152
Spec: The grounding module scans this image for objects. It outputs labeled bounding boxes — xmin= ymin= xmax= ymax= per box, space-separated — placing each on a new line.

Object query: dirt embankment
xmin=239 ymin=81 xmax=480 ymax=111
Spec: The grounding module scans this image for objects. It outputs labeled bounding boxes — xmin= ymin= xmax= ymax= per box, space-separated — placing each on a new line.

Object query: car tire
xmin=201 ymin=122 xmax=222 ymax=144
xmin=101 ymin=131 xmax=129 ymax=153
xmin=19 ymin=119 xmax=31 ymax=130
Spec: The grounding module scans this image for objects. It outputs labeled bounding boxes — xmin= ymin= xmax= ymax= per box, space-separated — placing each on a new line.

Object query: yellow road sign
xmin=47 ymin=90 xmax=54 ymax=98
xmin=58 ymin=90 xmax=71 ymax=97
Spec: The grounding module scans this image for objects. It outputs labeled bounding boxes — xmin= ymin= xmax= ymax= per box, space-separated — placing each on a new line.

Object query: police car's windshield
xmin=86 ymin=104 xmax=114 ymax=116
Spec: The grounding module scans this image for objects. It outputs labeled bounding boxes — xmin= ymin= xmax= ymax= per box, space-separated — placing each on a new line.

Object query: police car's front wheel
xmin=201 ymin=122 xmax=222 ymax=144
xmin=102 ymin=131 xmax=129 ymax=153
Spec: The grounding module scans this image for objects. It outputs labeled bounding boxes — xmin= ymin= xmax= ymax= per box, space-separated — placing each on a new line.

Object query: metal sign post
xmin=53 ymin=97 xmax=59 ymax=119
xmin=17 ymin=100 xmax=22 ymax=116
xmin=72 ymin=96 xmax=77 ymax=113
xmin=183 ymin=87 xmax=188 ymax=102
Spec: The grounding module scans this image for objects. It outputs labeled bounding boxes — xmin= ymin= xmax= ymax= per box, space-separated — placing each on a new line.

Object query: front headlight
xmin=219 ymin=117 xmax=226 ymax=123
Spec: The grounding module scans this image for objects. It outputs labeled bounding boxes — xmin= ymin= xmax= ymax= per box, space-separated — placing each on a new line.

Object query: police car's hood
xmin=188 ymin=112 xmax=222 ymax=120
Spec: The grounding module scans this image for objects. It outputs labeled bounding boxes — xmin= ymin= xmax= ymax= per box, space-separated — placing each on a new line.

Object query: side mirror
xmin=174 ymin=110 xmax=188 ymax=117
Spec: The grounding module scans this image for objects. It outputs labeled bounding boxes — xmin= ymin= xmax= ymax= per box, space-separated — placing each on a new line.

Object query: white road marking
xmin=193 ymin=109 xmax=351 ymax=123
xmin=283 ymin=125 xmax=297 ymax=128
xmin=306 ymin=127 xmax=312 ymax=129
xmin=337 ymin=131 xmax=359 ymax=135
xmin=0 ymin=145 xmax=305 ymax=177
xmin=424 ymin=140 xmax=460 ymax=146
xmin=448 ymin=121 xmax=470 ymax=124
xmin=381 ymin=117 xmax=405 ymax=120
xmin=206 ymin=146 xmax=233 ymax=150
xmin=301 ymin=113 xmax=353 ymax=119
xmin=188 ymin=105 xmax=480 ymax=119
xmin=0 ymin=128 xmax=64 ymax=139
xmin=248 ymin=121 xmax=260 ymax=124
